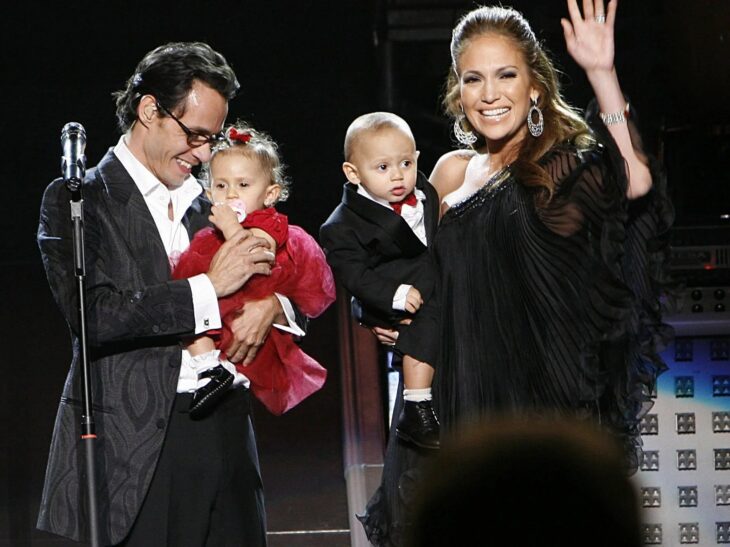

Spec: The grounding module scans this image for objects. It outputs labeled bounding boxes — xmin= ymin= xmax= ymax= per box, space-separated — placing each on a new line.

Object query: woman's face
xmin=457 ymin=33 xmax=537 ymax=155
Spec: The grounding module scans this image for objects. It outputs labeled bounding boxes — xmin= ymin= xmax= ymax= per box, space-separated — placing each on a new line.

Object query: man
xmin=37 ymin=42 xmax=302 ymax=546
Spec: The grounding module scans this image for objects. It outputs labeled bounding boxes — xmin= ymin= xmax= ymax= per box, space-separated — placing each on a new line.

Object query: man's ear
xmin=415 ymin=150 xmax=421 ymax=161
xmin=342 ymin=162 xmax=361 ymax=184
xmin=138 ymin=94 xmax=159 ymax=124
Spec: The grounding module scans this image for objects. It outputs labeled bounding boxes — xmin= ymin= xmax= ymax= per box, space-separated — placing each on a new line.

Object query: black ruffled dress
xmin=358 ymin=110 xmax=674 ymax=546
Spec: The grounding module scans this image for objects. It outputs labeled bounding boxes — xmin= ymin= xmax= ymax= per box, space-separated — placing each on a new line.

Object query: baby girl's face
xmin=207 ymin=152 xmax=279 ymax=218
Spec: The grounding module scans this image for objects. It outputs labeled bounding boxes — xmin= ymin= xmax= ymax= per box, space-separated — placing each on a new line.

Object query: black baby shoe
xmin=396 ymin=400 xmax=441 ymax=450
xmin=189 ymin=365 xmax=234 ymax=419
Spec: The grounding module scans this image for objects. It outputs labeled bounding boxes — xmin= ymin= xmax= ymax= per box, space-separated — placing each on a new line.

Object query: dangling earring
xmin=527 ymin=97 xmax=544 ymax=137
xmin=453 ymin=113 xmax=478 ymax=146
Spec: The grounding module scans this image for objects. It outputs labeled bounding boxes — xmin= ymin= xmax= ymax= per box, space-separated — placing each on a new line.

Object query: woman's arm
xmin=561 ymin=0 xmax=652 ymax=199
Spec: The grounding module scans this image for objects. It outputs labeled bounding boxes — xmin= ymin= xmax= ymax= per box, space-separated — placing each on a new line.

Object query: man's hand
xmin=225 ymin=295 xmax=285 ymax=364
xmin=207 ymin=230 xmax=274 ymax=298
xmin=404 ymin=287 xmax=423 ymax=314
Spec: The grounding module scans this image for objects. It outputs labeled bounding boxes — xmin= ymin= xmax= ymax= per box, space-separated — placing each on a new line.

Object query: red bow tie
xmin=391 ymin=192 xmax=418 ymax=215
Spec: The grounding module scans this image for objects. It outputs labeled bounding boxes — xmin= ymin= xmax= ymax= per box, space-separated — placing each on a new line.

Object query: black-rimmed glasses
xmin=155 ymin=101 xmax=225 ymax=148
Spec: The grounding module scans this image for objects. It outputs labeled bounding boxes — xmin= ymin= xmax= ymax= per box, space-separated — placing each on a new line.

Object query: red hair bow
xmin=228 ymin=128 xmax=252 ymax=144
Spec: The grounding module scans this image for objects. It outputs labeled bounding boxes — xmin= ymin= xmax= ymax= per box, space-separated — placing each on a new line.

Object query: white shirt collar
xmin=355 ymin=183 xmax=425 ymax=209
xmin=112 ymin=135 xmax=203 ymax=202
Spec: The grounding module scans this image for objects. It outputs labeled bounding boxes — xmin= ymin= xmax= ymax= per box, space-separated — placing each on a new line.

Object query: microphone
xmin=61 ymin=122 xmax=87 ymax=187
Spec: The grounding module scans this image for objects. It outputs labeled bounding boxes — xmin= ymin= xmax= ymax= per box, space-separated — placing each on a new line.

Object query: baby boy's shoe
xmin=396 ymin=400 xmax=440 ymax=450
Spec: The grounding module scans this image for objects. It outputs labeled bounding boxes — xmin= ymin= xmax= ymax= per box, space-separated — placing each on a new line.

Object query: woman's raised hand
xmin=561 ymin=0 xmax=617 ymax=75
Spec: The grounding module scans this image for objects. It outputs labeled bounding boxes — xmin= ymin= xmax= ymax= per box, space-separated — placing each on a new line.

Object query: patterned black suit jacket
xmin=36 ymin=149 xmax=224 ymax=544
xmin=319 ymin=172 xmax=439 ymax=329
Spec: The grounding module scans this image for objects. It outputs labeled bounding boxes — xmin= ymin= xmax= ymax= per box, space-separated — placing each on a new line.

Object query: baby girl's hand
xmin=210 ymin=204 xmax=244 ymax=240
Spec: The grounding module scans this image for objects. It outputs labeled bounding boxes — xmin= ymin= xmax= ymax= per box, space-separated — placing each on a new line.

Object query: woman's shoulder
xmin=430 ymin=149 xmax=476 ymax=199
xmin=433 ymin=149 xmax=475 ymax=172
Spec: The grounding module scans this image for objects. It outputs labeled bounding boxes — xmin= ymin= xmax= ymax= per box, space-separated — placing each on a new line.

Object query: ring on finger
xmin=594 ymin=14 xmax=606 ymax=23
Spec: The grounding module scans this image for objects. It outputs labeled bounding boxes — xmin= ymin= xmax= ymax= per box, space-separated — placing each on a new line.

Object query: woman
xmin=361 ymin=1 xmax=672 ymax=545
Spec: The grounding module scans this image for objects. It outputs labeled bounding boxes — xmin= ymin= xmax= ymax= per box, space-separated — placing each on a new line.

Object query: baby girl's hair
xmin=199 ymin=120 xmax=291 ymax=202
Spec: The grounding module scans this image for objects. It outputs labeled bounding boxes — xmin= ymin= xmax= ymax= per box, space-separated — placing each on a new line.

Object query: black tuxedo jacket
xmin=319 ymin=172 xmax=439 ymax=329
xmin=36 ymin=150 xmax=253 ymax=544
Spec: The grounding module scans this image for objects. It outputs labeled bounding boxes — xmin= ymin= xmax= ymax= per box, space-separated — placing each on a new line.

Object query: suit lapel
xmin=416 ymin=172 xmax=439 ymax=245
xmin=342 ymin=183 xmax=426 ymax=255
xmin=96 ymin=149 xmax=171 ymax=283
xmin=182 ymin=192 xmax=211 ymax=239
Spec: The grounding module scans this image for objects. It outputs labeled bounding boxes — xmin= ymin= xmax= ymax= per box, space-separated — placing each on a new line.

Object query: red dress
xmin=173 ymin=208 xmax=336 ymax=415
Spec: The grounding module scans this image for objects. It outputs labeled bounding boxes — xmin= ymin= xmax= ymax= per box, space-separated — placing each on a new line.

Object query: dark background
xmin=2 ymin=1 xmax=729 ymax=545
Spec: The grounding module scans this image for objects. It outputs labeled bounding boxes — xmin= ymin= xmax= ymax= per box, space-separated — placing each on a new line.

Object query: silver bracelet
xmin=599 ymin=102 xmax=630 ymax=125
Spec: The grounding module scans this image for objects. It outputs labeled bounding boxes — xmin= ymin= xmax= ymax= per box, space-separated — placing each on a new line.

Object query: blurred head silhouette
xmin=407 ymin=417 xmax=641 ymax=547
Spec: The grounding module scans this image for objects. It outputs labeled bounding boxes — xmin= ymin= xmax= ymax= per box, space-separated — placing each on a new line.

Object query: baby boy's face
xmin=348 ymin=127 xmax=419 ymax=203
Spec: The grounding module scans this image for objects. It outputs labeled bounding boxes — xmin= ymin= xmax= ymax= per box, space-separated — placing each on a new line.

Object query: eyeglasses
xmin=155 ymin=101 xmax=225 ymax=148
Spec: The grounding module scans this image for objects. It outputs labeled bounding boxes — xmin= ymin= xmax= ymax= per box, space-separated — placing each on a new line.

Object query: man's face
xmin=142 ymin=80 xmax=228 ymax=188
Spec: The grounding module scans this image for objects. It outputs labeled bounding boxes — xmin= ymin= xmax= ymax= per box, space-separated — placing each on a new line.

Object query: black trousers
xmin=121 ymin=388 xmax=266 ymax=546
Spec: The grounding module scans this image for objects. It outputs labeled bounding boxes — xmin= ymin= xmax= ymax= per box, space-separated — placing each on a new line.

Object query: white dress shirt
xmin=355 ymin=184 xmax=427 ymax=311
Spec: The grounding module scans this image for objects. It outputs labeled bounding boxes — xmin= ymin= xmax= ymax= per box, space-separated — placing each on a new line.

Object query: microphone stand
xmin=64 ymin=155 xmax=102 ymax=547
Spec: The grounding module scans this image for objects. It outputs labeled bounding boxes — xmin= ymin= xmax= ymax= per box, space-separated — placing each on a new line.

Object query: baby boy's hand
xmin=210 ymin=203 xmax=243 ymax=240
xmin=404 ymin=287 xmax=423 ymax=314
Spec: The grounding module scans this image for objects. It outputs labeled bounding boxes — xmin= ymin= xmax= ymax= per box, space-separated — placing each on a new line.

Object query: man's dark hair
xmin=113 ymin=42 xmax=240 ymax=132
